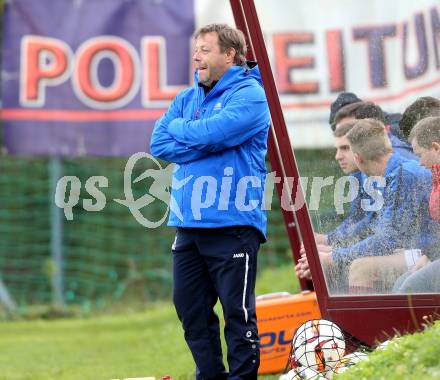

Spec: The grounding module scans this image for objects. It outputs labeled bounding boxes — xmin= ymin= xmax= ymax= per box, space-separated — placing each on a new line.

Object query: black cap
xmin=329 ymin=92 xmax=362 ymax=125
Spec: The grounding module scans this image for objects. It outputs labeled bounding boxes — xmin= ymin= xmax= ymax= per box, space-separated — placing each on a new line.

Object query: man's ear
xmin=225 ymin=47 xmax=236 ymax=64
xmin=432 ymin=141 xmax=440 ymax=153
xmin=353 ymin=152 xmax=362 ymax=166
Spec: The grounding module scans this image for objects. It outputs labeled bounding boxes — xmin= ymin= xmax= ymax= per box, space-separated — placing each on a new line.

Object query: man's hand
xmin=295 ymin=242 xmax=333 ymax=280
xmin=295 ymin=253 xmax=311 ymax=280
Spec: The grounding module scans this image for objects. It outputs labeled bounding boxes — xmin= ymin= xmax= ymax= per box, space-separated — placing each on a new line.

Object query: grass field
xmin=2 ymin=263 xmax=440 ymax=380
xmin=0 ymin=265 xmax=299 ymax=380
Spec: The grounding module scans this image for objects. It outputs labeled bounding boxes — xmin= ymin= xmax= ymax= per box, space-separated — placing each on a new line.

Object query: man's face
xmin=193 ymin=32 xmax=233 ymax=86
xmin=334 ymin=135 xmax=358 ymax=174
xmin=412 ymin=138 xmax=440 ymax=168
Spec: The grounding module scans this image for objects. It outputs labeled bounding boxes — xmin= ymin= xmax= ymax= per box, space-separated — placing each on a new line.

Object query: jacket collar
xmin=193 ymin=62 xmax=262 ymax=94
xmin=198 ymin=80 xmax=218 ymax=95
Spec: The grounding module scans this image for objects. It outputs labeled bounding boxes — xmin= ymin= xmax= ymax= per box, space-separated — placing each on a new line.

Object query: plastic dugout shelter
xmin=230 ymin=0 xmax=440 ymax=356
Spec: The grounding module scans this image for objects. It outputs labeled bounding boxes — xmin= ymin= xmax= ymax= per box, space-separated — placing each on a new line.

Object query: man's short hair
xmin=409 ymin=116 xmax=440 ymax=148
xmin=346 ymin=119 xmax=392 ymax=161
xmin=193 ymin=24 xmax=247 ymax=66
xmin=334 ymin=101 xmax=387 ymax=128
xmin=333 ymin=120 xmax=357 ymax=137
xmin=355 ymin=102 xmax=386 ymax=123
xmin=399 ymin=97 xmax=440 ymax=139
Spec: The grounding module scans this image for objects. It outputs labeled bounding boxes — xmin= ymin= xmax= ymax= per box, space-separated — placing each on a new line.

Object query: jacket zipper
xmin=181 ymin=85 xmax=204 ymax=223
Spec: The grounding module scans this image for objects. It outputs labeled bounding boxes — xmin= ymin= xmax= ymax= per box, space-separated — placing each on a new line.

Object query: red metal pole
xmin=229 ymin=0 xmax=440 ymax=347
xmin=230 ymin=0 xmax=316 ymax=293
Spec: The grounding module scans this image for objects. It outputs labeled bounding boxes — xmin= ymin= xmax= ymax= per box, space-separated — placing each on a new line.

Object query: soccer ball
xmin=280 ymin=367 xmax=326 ymax=380
xmin=292 ymin=319 xmax=346 ymax=374
xmin=377 ymin=340 xmax=391 ymax=350
xmin=297 ymin=366 xmax=328 ymax=379
xmin=333 ymin=352 xmax=368 ymax=374
xmin=279 ymin=368 xmax=303 ymax=380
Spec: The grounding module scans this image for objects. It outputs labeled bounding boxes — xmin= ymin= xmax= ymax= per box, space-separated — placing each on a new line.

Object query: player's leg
xmin=197 ymin=226 xmax=261 ymax=380
xmin=396 ymin=259 xmax=440 ymax=293
xmin=348 ymin=253 xmax=407 ymax=294
xmin=172 ymin=228 xmax=226 ymax=379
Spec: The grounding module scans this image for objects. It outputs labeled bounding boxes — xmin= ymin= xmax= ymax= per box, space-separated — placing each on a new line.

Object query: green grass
xmin=338 ymin=320 xmax=440 ymax=380
xmin=1 ymin=265 xmax=440 ymax=380
xmin=0 ymin=265 xmax=299 ymax=380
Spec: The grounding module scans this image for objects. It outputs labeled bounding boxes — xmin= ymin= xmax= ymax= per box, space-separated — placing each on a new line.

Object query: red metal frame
xmin=230 ymin=0 xmax=314 ymax=293
xmin=230 ymin=0 xmax=440 ymax=346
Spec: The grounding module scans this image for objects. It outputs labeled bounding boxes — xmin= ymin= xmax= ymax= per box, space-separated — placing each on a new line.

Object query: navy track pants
xmin=172 ymin=226 xmax=261 ymax=380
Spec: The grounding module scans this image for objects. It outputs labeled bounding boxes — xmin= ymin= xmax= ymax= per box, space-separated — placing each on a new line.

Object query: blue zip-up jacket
xmin=385 ymin=112 xmax=418 ymax=161
xmin=332 ymin=153 xmax=438 ymax=264
xmin=389 ymin=133 xmax=418 ymax=161
xmin=150 ymin=63 xmax=270 ymax=238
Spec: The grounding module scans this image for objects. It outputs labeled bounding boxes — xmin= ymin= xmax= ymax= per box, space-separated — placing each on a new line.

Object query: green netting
xmin=0 ymin=0 xmax=345 ymax=312
xmin=0 ymin=148 xmax=342 ymax=310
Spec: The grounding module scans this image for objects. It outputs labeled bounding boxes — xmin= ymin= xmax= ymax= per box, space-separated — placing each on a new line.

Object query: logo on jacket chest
xmin=213 ymin=102 xmax=222 ymax=111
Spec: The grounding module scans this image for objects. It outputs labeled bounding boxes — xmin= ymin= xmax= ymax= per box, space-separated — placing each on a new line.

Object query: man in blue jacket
xmin=150 ymin=24 xmax=270 ymax=380
xmin=331 ymin=119 xmax=435 ymax=263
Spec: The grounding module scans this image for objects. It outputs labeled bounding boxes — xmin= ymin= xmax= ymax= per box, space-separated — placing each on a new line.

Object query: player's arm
xmin=327 ymin=211 xmax=375 ymax=247
xmin=167 ymin=86 xmax=269 ymax=152
xmin=150 ymin=93 xmax=210 ymax=164
xmin=332 ymin=175 xmax=425 ymax=264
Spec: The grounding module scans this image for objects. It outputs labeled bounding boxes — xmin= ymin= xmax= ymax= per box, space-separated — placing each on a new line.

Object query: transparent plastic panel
xmin=253 ymin=0 xmax=440 ymax=295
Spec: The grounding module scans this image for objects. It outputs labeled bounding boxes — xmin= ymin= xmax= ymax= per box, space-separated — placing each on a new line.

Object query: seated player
xmin=342 ymin=100 xmax=440 ymax=293
xmin=399 ymin=97 xmax=440 ymax=141
xmin=316 ymin=101 xmax=415 ymax=247
xmin=393 ymin=116 xmax=440 ymax=293
xmin=297 ymin=119 xmax=436 ymax=294
xmin=315 ymin=122 xmax=375 ymax=249
xmin=349 ymin=114 xmax=440 ymax=294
